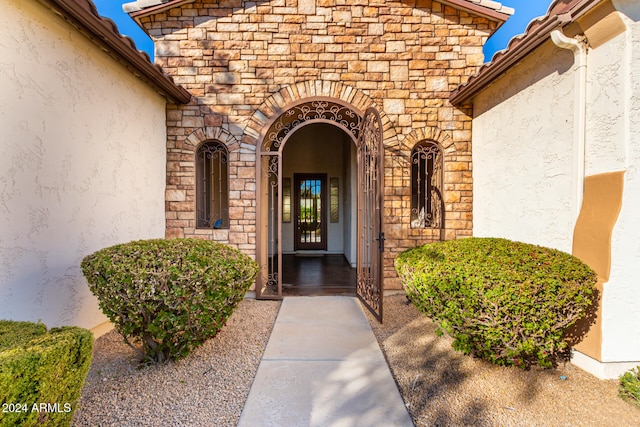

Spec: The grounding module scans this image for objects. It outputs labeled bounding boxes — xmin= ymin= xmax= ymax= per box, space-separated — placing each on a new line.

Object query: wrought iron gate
xmin=256 ymin=100 xmax=385 ymax=322
xmin=357 ymin=107 xmax=384 ymax=322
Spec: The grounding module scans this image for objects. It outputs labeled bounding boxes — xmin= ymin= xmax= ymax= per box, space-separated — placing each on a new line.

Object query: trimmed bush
xmin=81 ymin=238 xmax=259 ymax=364
xmin=0 ymin=322 xmax=93 ymax=427
xmin=395 ymin=238 xmax=597 ymax=368
xmin=0 ymin=320 xmax=47 ymax=350
xmin=620 ymin=366 xmax=640 ymax=407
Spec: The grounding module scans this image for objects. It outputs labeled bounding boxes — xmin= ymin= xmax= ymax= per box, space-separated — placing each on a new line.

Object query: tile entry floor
xmin=281 ymin=254 xmax=357 ymax=297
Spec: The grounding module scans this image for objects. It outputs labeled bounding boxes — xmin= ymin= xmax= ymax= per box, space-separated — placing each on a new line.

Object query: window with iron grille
xmin=196 ymin=141 xmax=229 ymax=229
xmin=411 ymin=140 xmax=443 ymax=229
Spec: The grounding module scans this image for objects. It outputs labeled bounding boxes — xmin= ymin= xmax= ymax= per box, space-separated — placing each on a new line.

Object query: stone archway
xmin=245 ymin=80 xmax=398 ymax=149
xmin=248 ymin=81 xmax=398 ymax=301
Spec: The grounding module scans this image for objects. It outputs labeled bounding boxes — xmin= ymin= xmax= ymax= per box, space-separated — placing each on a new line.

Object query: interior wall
xmin=281 ymin=123 xmax=355 ymax=257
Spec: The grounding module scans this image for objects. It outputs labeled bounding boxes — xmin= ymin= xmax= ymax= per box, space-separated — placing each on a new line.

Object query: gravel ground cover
xmin=365 ymin=294 xmax=640 ymax=427
xmin=73 ymin=299 xmax=280 ymax=427
xmin=74 ymin=295 xmax=640 ymax=427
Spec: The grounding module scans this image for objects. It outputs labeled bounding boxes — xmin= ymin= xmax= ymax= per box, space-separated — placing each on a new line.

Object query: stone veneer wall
xmin=138 ymin=0 xmax=496 ymax=288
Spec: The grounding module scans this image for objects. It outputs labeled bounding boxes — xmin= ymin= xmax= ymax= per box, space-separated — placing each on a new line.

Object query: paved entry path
xmin=238 ymin=296 xmax=414 ymax=427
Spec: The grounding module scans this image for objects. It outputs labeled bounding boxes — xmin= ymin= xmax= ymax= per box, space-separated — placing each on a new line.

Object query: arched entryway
xmin=253 ymin=92 xmax=388 ymax=321
xmin=280 ymin=122 xmax=358 ymax=296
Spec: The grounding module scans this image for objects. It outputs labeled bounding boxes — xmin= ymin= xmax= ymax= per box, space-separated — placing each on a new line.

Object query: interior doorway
xmin=281 ymin=123 xmax=357 ymax=295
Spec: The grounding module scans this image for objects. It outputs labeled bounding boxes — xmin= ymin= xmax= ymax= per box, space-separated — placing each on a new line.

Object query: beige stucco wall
xmin=472 ymin=1 xmax=640 ymax=378
xmin=472 ymin=40 xmax=577 ymax=253
xmin=597 ymin=0 xmax=640 ymax=368
xmin=0 ymin=0 xmax=168 ymax=330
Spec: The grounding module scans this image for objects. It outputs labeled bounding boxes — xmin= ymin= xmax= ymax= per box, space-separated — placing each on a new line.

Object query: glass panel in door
xmin=294 ymin=174 xmax=327 ymax=251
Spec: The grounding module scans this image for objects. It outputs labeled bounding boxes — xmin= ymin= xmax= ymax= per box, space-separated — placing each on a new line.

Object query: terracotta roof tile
xmin=451 ymin=0 xmax=602 ymax=105
xmin=468 ymin=0 xmax=515 ymax=15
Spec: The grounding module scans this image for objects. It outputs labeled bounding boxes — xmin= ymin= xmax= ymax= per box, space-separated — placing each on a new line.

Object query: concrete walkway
xmin=238 ymin=296 xmax=414 ymax=427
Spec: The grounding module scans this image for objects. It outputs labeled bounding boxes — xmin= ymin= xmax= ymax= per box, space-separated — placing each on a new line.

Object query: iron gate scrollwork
xmin=257 ymin=99 xmax=365 ymax=300
xmin=262 ymin=100 xmax=362 ymax=152
xmin=357 ymin=107 xmax=384 ymax=322
xmin=260 ymin=155 xmax=280 ymax=298
xmin=256 ymin=100 xmax=385 ymax=320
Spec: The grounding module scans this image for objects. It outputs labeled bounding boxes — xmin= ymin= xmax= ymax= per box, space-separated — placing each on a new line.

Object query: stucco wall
xmin=472 ymin=1 xmax=640 ymax=376
xmin=472 ymin=40 xmax=577 ymax=253
xmin=0 ymin=0 xmax=168 ymax=330
xmin=598 ymin=1 xmax=640 ymax=364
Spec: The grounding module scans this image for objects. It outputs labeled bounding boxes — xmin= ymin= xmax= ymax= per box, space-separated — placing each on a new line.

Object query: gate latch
xmin=375 ymin=232 xmax=385 ymax=253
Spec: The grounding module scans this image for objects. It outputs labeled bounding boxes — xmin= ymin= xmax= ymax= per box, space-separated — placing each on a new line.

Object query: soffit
xmin=450 ymin=0 xmax=604 ymax=105
xmin=37 ymin=0 xmax=191 ymax=104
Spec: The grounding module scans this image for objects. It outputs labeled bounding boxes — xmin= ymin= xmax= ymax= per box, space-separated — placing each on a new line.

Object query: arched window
xmin=196 ymin=141 xmax=229 ymax=229
xmin=410 ymin=141 xmax=443 ymax=229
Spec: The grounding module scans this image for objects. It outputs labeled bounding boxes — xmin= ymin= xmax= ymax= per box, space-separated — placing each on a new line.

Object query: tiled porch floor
xmin=281 ymin=254 xmax=357 ymax=297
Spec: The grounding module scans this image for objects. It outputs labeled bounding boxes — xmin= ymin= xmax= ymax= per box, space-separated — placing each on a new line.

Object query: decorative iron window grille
xmin=411 ymin=141 xmax=443 ymax=229
xmin=196 ymin=141 xmax=229 ymax=229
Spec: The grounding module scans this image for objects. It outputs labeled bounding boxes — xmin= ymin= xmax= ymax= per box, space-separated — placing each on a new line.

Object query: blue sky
xmin=483 ymin=0 xmax=553 ymax=61
xmin=94 ymin=0 xmax=554 ymax=63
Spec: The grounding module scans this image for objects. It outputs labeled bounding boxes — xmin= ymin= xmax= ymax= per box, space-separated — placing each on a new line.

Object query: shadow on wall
xmin=565 ymin=286 xmax=600 ymax=348
xmin=473 ymin=40 xmax=574 ymax=117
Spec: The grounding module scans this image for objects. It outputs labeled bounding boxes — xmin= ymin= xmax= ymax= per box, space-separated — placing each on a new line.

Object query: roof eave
xmin=450 ymin=0 xmax=604 ymax=106
xmin=39 ymin=0 xmax=191 ymax=104
xmin=450 ymin=14 xmax=570 ymax=105
xmin=124 ymin=0 xmax=512 ymax=25
xmin=438 ymin=0 xmax=513 ymax=24
xmin=125 ymin=0 xmax=196 ymax=21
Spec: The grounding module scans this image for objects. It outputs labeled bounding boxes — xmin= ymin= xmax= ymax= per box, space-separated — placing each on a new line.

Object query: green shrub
xmin=0 ymin=320 xmax=47 ymax=350
xmin=395 ymin=237 xmax=597 ymax=368
xmin=81 ymin=238 xmax=259 ymax=364
xmin=620 ymin=366 xmax=640 ymax=407
xmin=0 ymin=322 xmax=93 ymax=427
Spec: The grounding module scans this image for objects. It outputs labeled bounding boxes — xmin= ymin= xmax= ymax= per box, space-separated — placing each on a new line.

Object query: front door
xmin=294 ymin=174 xmax=327 ymax=251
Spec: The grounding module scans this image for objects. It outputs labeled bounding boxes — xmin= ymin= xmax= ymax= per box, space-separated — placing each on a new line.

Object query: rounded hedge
xmin=395 ymin=237 xmax=597 ymax=368
xmin=81 ymin=238 xmax=259 ymax=364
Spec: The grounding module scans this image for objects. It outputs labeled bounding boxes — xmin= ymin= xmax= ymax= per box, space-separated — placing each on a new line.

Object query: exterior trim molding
xmin=438 ymin=0 xmax=513 ymax=22
xmin=125 ymin=0 xmax=196 ymax=17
